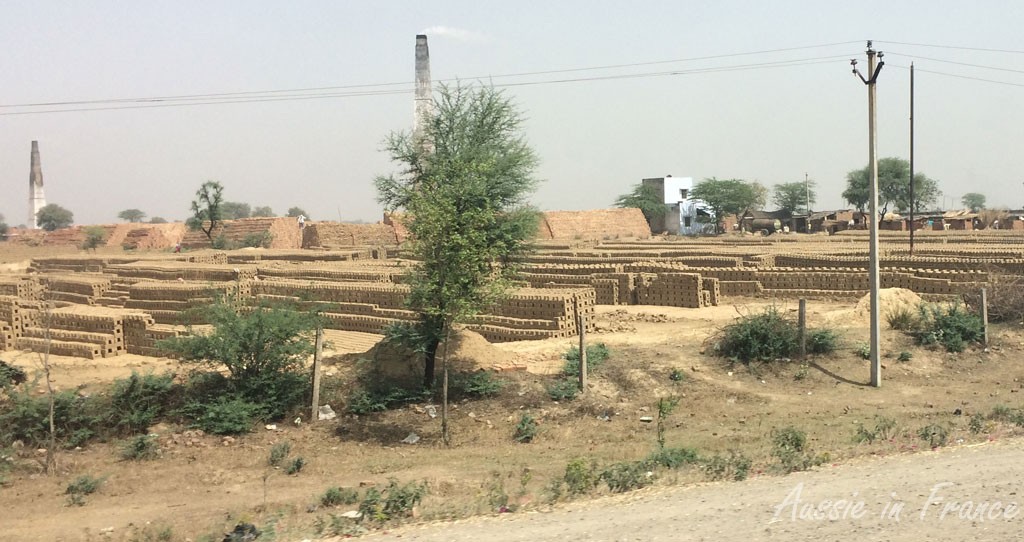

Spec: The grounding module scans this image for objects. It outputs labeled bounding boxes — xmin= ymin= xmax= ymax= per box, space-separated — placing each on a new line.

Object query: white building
xmin=641 ymin=176 xmax=710 ymax=235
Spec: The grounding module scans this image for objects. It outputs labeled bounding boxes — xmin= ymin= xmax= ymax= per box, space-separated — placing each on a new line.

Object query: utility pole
xmin=804 ymin=172 xmax=811 ymax=232
xmin=909 ymin=62 xmax=915 ymax=256
xmin=851 ymin=41 xmax=885 ymax=388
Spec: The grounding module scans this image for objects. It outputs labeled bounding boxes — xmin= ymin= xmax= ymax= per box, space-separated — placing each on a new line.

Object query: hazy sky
xmin=3 ymin=1 xmax=1024 ymax=226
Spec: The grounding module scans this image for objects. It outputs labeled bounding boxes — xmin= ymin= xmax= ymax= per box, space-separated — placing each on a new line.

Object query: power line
xmin=0 ymin=41 xmax=860 ymax=110
xmin=886 ymin=51 xmax=1024 ymax=76
xmin=887 ymin=62 xmax=1024 ymax=88
xmin=0 ymin=55 xmax=852 ymax=116
xmin=876 ymin=40 xmax=1024 ymax=55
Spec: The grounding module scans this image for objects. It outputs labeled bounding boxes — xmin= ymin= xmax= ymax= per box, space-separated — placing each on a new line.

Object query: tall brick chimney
xmin=414 ymin=34 xmax=433 ymax=144
xmin=28 ymin=140 xmax=46 ymax=229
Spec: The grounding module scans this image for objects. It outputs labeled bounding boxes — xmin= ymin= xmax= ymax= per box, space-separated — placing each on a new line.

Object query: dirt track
xmin=353 ymin=439 xmax=1024 ymax=542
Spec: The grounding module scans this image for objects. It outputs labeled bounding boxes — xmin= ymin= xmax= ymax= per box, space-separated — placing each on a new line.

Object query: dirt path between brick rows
xmin=340 ymin=438 xmax=1024 ymax=542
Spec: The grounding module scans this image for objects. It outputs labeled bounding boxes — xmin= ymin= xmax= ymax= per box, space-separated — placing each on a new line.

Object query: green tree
xmin=251 ymin=206 xmax=274 ymax=218
xmin=148 ymin=216 xmax=168 ymax=224
xmin=773 ymin=181 xmax=817 ymax=214
xmin=961 ymin=192 xmax=986 ymax=212
xmin=36 ymin=204 xmax=74 ymax=231
xmin=0 ymin=213 xmax=8 ymax=240
xmin=842 ymin=157 xmax=939 ymax=218
xmin=690 ymin=178 xmax=766 ymax=231
xmin=188 ymin=181 xmax=224 ymax=241
xmin=375 ymin=84 xmax=540 ymax=391
xmin=80 ymin=226 xmax=106 ymax=251
xmin=117 ymin=209 xmax=146 ymax=223
xmin=220 ymin=201 xmax=251 ymax=220
xmin=157 ymin=299 xmax=318 ymax=421
xmin=615 ymin=183 xmax=665 ymax=230
xmin=286 ymin=207 xmax=308 ymax=218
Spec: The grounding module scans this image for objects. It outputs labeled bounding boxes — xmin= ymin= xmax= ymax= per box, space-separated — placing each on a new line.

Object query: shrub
xmin=80 ymin=226 xmax=107 ymax=251
xmin=183 ymin=396 xmax=259 ymax=435
xmin=268 ymin=442 xmax=291 ymax=467
xmin=912 ymin=303 xmax=983 ymax=353
xmin=917 ymin=423 xmax=949 ymax=448
xmin=701 ymin=451 xmax=752 ymax=481
xmin=359 ymin=479 xmax=427 ymax=522
xmin=897 ymin=351 xmax=913 ymax=362
xmin=0 ymin=387 xmax=100 ymax=448
xmin=647 ymin=446 xmax=699 ymax=469
xmin=514 ymin=413 xmax=538 ymax=443
xmin=668 ymin=368 xmax=686 ymax=382
xmin=285 ymin=456 xmax=305 ymax=475
xmin=771 ymin=426 xmax=823 ymax=473
xmin=120 ymin=435 xmax=160 ymax=461
xmin=885 ymin=306 xmax=918 ymax=331
xmin=66 ymin=474 xmax=103 ymax=506
xmin=807 ymin=329 xmax=840 ymax=354
xmin=563 ymin=458 xmax=597 ymax=496
xmin=241 ymin=231 xmax=273 ymax=249
xmin=600 ymin=461 xmax=652 ymax=493
xmin=855 ymin=343 xmax=871 ymax=360
xmin=448 ymin=371 xmax=504 ymax=399
xmin=106 ymin=372 xmax=177 ymax=435
xmin=853 ymin=416 xmax=898 ymax=444
xmin=990 ymin=404 xmax=1014 ymax=421
xmin=546 ymin=378 xmax=579 ymax=401
xmin=715 ymin=306 xmax=799 ymax=364
xmin=962 ymin=274 xmax=1024 ymax=323
xmin=969 ymin=414 xmax=984 ymax=434
xmin=321 ymin=486 xmax=359 ymax=507
xmin=158 ymin=299 xmax=318 ymax=423
xmin=0 ymin=360 xmax=26 ymax=386
xmin=563 ymin=343 xmax=610 ymax=375
xmin=346 ymin=384 xmax=430 ymax=415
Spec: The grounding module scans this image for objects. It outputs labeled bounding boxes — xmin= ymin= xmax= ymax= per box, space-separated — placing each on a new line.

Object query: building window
xmin=684 ymin=216 xmax=692 ymax=228
xmin=680 ymin=189 xmax=688 ymax=200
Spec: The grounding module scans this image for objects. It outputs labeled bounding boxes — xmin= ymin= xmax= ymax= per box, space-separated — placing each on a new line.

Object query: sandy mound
xmin=853 ymin=288 xmax=922 ymax=322
xmin=345 ymin=328 xmax=514 ymax=385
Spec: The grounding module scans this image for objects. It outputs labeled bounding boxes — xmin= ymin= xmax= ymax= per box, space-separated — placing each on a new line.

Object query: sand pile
xmin=352 ymin=327 xmax=514 ymax=385
xmin=853 ymin=288 xmax=923 ymax=322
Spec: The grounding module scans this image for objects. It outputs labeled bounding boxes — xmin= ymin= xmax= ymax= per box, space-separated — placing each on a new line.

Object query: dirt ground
xmin=3 ymin=295 xmax=1024 ymax=541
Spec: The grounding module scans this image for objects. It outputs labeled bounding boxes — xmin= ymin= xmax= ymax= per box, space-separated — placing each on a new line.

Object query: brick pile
xmin=301 ymin=223 xmax=399 ymax=248
xmin=39 ymin=274 xmax=113 ymax=306
xmin=539 ymin=209 xmax=651 ymax=240
xmin=180 ymin=218 xmax=303 ymax=249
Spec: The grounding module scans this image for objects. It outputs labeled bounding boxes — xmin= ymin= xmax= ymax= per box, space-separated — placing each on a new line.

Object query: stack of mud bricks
xmin=635 ymin=272 xmax=705 ymax=307
xmin=126 ymin=281 xmax=242 ymax=324
xmin=107 ymin=263 xmax=256 ymax=282
xmin=16 ymin=311 xmax=126 ymax=359
xmin=39 ymin=275 xmax=113 ymax=306
xmin=122 ymin=313 xmax=180 ymax=357
xmin=471 ymin=288 xmax=596 ymax=342
xmin=251 ymin=279 xmax=410 ymax=308
xmin=0 ymin=276 xmax=43 ymax=301
xmin=254 ymin=266 xmax=396 ymax=283
xmin=0 ymin=297 xmax=19 ymax=351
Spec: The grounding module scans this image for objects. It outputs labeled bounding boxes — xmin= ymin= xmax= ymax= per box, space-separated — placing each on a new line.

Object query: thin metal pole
xmin=798 ymin=298 xmax=807 ymax=359
xmin=867 ymin=44 xmax=882 ymax=387
xmin=575 ymin=296 xmax=588 ymax=391
xmin=910 ymin=62 xmax=915 ymax=256
xmin=311 ymin=327 xmax=323 ymax=422
xmin=982 ymin=288 xmax=989 ymax=346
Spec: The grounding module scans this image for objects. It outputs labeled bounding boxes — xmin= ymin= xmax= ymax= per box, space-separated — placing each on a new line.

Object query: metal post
xmin=909 ymin=62 xmax=915 ymax=256
xmin=798 ymin=298 xmax=807 ymax=359
xmin=575 ymin=296 xmax=588 ymax=391
xmin=311 ymin=327 xmax=323 ymax=422
xmin=981 ymin=288 xmax=989 ymax=346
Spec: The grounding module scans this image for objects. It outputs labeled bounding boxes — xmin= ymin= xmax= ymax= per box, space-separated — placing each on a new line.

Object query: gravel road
xmin=348 ymin=439 xmax=1024 ymax=542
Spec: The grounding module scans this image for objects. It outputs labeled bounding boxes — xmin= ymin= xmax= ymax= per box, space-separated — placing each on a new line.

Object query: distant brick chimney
xmin=414 ymin=34 xmax=433 ymax=145
xmin=28 ymin=141 xmax=46 ymax=229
